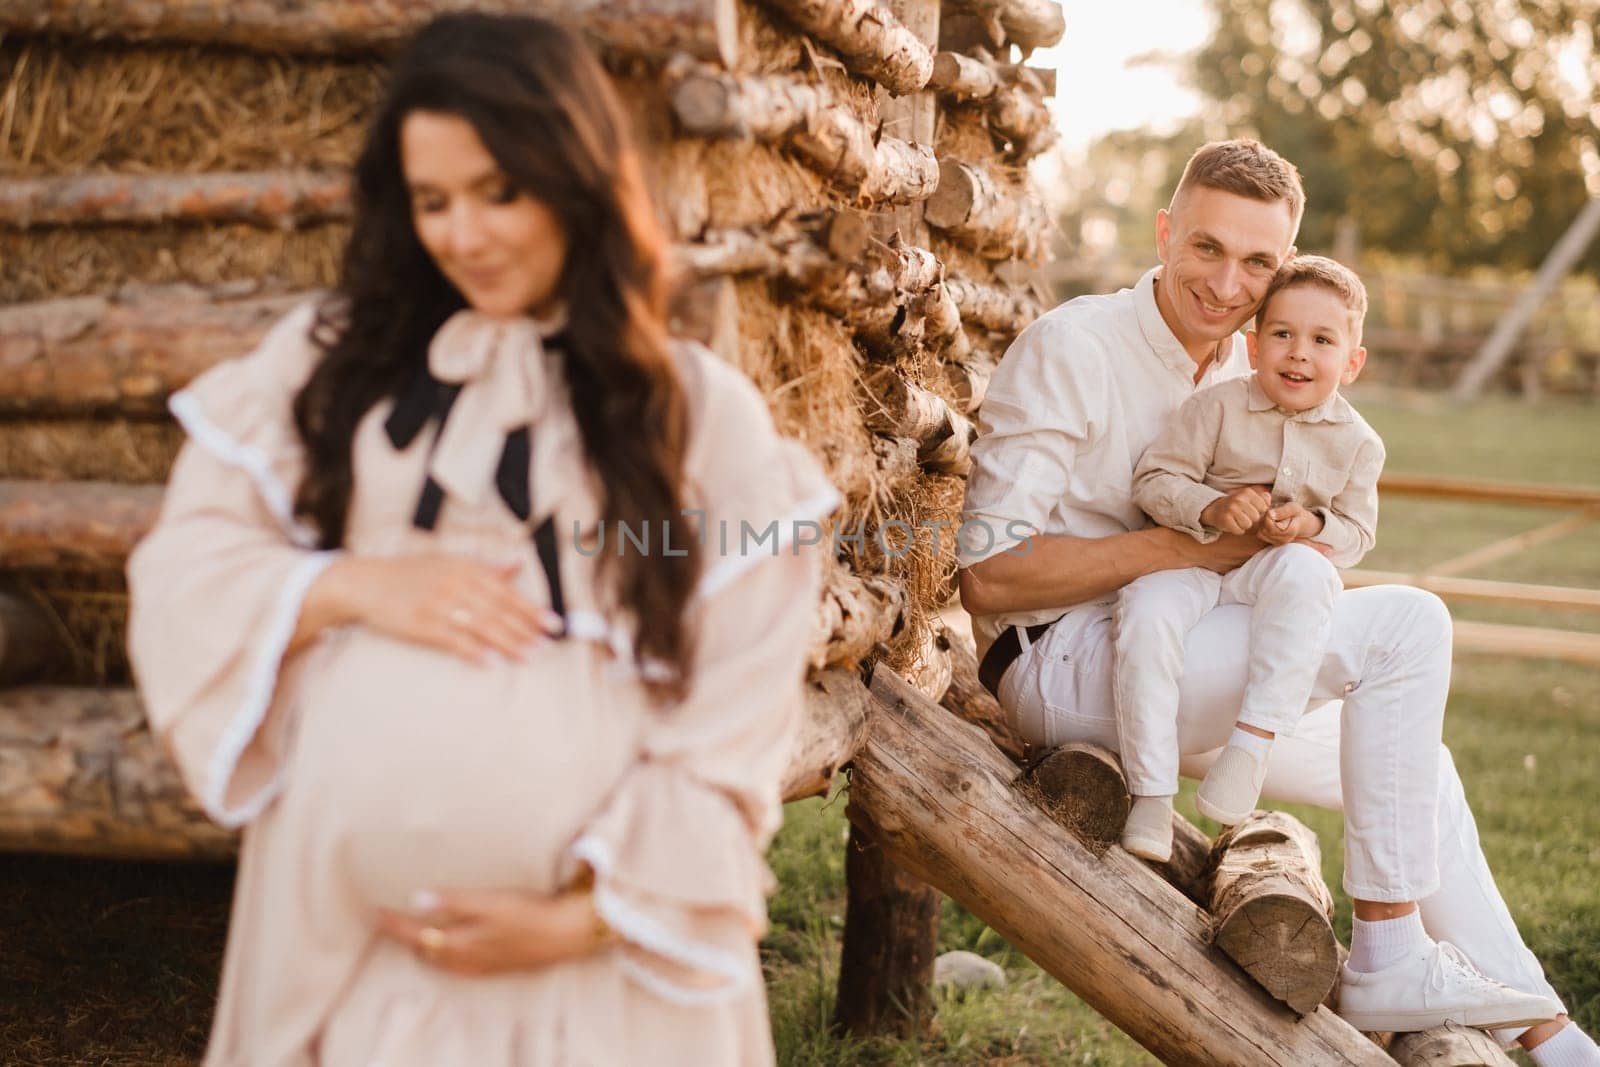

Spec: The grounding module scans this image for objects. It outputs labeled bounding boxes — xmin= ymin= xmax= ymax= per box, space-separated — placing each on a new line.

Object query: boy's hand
xmin=1258 ymin=502 xmax=1324 ymax=545
xmin=1200 ymin=486 xmax=1271 ymax=536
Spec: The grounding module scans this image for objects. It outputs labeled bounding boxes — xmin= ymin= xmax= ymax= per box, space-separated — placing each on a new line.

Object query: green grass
xmin=766 ymin=389 xmax=1600 ymax=1064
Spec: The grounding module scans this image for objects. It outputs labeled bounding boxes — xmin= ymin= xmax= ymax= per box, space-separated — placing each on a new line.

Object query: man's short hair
xmin=1172 ymin=139 xmax=1306 ymax=235
xmin=1258 ymin=255 xmax=1368 ymax=344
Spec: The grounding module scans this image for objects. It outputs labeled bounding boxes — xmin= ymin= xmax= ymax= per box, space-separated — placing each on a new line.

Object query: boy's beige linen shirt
xmin=959 ymin=269 xmax=1249 ymax=658
xmin=1133 ymin=374 xmax=1384 ymax=571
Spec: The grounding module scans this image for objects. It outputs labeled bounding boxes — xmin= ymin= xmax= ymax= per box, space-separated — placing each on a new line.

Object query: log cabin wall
xmin=0 ymin=0 xmax=1060 ymax=857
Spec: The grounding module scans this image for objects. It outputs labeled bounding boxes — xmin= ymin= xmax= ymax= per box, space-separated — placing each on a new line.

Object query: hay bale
xmin=0 ymin=41 xmax=382 ymax=176
xmin=0 ymin=419 xmax=182 ymax=483
xmin=0 ymin=223 xmax=345 ymax=304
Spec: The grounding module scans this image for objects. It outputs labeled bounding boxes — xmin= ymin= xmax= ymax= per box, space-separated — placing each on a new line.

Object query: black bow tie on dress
xmin=382 ymin=331 xmax=570 ymax=633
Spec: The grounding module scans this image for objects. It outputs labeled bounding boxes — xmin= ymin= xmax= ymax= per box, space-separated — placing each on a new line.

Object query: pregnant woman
xmin=127 ymin=14 xmax=836 ymax=1066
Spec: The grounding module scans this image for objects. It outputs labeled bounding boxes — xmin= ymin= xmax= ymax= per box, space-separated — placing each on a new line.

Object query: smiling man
xmin=958 ymin=140 xmax=1594 ymax=1058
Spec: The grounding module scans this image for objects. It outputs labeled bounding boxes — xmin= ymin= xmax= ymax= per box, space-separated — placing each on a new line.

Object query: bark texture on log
xmin=849 ymin=668 xmax=1394 ymax=1066
xmin=940 ymin=635 xmax=1027 ymax=763
xmin=903 ymin=622 xmax=953 ymax=704
xmin=860 ymin=368 xmax=976 ymax=473
xmin=0 ymin=686 xmax=233 ymax=861
xmin=930 ymin=51 xmax=1057 ymax=100
xmin=0 ymin=171 xmax=350 ymax=231
xmin=1388 ymin=1024 xmax=1517 ymax=1067
xmin=810 ymin=565 xmax=907 ymax=670
xmin=0 ymin=0 xmax=741 ymax=65
xmin=0 ymin=481 xmax=160 ymax=571
xmin=941 ymin=350 xmax=995 ymax=414
xmin=924 ymin=159 xmax=1049 ymax=261
xmin=0 ymin=592 xmax=62 ymax=686
xmin=1209 ymin=811 xmax=1340 ymax=1015
xmin=685 ymin=223 xmax=958 ymax=359
xmin=754 ymin=0 xmax=933 ymax=95
xmin=833 ymin=822 xmax=941 ymax=1037
xmin=780 ymin=668 xmax=874 ymax=802
xmin=943 ymin=0 xmax=1064 ymax=50
xmin=0 ymin=286 xmax=302 ymax=416
xmin=669 ymin=63 xmax=939 ymax=205
xmin=929 ymin=49 xmax=1001 ymax=99
xmin=945 ymin=273 xmax=1040 ymax=336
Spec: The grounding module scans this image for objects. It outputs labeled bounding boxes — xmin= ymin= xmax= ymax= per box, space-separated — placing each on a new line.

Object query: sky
xmin=1026 ymin=1 xmax=1215 ymax=155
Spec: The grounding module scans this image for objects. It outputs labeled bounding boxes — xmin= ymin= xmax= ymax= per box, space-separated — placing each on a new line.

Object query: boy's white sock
xmin=1528 ymin=1022 xmax=1600 ymax=1067
xmin=1225 ymin=726 xmax=1274 ymax=762
xmin=1346 ymin=910 xmax=1429 ymax=974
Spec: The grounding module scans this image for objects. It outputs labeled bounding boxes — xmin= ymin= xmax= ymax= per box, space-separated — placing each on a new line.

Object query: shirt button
xmin=1280 ymin=466 xmax=1292 ymax=476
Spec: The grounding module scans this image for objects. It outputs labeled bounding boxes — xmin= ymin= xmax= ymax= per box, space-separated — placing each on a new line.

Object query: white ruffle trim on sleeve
xmin=202 ymin=550 xmax=338 ymax=827
xmin=567 ymin=835 xmax=757 ymax=1007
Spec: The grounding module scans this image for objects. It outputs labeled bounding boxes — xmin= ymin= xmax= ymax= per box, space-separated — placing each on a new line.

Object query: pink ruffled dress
xmin=126 ymin=302 xmax=839 ymax=1066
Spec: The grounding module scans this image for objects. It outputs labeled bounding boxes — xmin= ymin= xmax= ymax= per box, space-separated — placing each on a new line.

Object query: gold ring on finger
xmin=418 ymin=925 xmax=447 ymax=958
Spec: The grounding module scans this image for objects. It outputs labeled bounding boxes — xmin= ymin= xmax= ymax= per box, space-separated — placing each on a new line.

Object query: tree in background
xmin=1182 ymin=0 xmax=1599 ymax=273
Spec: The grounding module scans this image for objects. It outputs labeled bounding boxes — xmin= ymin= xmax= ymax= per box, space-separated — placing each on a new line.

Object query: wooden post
xmin=1454 ymin=196 xmax=1600 ymax=401
xmin=832 ymin=821 xmax=942 ymax=1037
xmin=849 ymin=668 xmax=1393 ymax=1065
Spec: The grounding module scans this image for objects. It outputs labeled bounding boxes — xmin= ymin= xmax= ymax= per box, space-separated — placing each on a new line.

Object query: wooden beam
xmin=0 ymin=481 xmax=160 ymax=571
xmin=0 ymin=286 xmax=301 ymax=416
xmin=848 ymin=667 xmax=1393 ymax=1065
xmin=1450 ymin=621 xmax=1600 ymax=666
xmin=752 ymin=0 xmax=933 ymax=95
xmin=668 ymin=61 xmax=939 ymax=205
xmin=0 ymin=686 xmax=234 ymax=861
xmin=0 ymin=670 xmax=877 ymax=860
xmin=1454 ymin=196 xmax=1600 ymax=401
xmin=923 ymin=158 xmax=1049 ymax=261
xmin=943 ymin=0 xmax=1064 ymax=51
xmin=0 ymin=171 xmax=351 ymax=231
xmin=0 ymin=0 xmax=742 ymax=66
xmin=1379 ymin=472 xmax=1600 ymax=510
xmin=1341 ymin=570 xmax=1600 ymax=613
xmin=1424 ymin=511 xmax=1597 ymax=578
xmin=779 ymin=667 xmax=875 ymax=802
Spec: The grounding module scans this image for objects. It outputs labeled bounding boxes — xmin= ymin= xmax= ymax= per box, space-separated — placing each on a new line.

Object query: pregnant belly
xmin=283 ymin=629 xmax=638 ymax=909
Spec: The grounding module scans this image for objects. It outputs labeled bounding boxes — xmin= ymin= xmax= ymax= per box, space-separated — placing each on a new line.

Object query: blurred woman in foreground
xmin=127 ymin=14 xmax=836 ymax=1065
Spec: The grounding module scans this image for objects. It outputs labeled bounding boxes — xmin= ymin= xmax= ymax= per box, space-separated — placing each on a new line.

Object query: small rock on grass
xmin=933 ymin=950 xmax=1006 ymax=992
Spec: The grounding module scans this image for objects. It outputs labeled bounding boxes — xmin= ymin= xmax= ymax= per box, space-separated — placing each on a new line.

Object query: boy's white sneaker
xmin=1194 ymin=744 xmax=1267 ymax=826
xmin=1337 ymin=940 xmax=1562 ymax=1032
xmin=1122 ymin=797 xmax=1173 ymax=863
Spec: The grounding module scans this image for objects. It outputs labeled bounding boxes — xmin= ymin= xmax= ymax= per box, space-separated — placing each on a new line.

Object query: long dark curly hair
xmin=293 ymin=13 xmax=699 ymax=693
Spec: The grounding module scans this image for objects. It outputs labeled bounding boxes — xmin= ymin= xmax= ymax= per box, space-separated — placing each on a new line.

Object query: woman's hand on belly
xmin=378 ymin=884 xmax=610 ymax=976
xmin=294 ymin=554 xmax=561 ymax=662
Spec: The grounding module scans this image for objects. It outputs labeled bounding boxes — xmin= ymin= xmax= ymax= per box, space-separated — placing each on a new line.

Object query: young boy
xmin=1116 ymin=255 xmax=1383 ymax=863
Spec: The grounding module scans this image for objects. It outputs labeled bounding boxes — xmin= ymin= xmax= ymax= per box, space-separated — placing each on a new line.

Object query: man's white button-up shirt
xmin=958 ymin=267 xmax=1249 ymax=657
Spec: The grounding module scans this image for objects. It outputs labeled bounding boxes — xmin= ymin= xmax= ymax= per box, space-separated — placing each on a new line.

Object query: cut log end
xmin=1025 ymin=742 xmax=1130 ymax=854
xmin=1212 ymin=892 xmax=1341 ymax=1015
